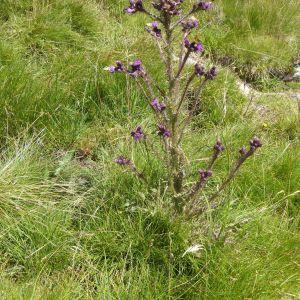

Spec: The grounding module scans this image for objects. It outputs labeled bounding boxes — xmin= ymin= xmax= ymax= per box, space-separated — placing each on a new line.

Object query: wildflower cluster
xmin=194 ymin=1 xmax=213 ymax=11
xmin=146 ymin=22 xmax=162 ymax=38
xmin=131 ymin=126 xmax=145 ymax=141
xmin=125 ymin=0 xmax=144 ymax=14
xmin=181 ymin=17 xmax=199 ymax=31
xmin=115 ymin=156 xmax=131 ymax=166
xmin=106 ymin=0 xmax=262 ymax=216
xmin=151 ymin=98 xmax=166 ymax=112
xmin=107 ymin=60 xmax=145 ymax=78
xmin=152 ymin=0 xmax=184 ymax=15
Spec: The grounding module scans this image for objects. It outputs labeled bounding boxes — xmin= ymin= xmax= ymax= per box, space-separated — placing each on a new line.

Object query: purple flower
xmin=125 ymin=0 xmax=144 ymax=14
xmin=214 ymin=139 xmax=225 ymax=153
xmin=205 ymin=66 xmax=217 ymax=80
xmin=128 ymin=60 xmax=145 ymax=77
xmin=239 ymin=137 xmax=262 ymax=157
xmin=199 ymin=169 xmax=213 ymax=181
xmin=146 ymin=22 xmax=162 ymax=38
xmin=250 ymin=137 xmax=262 ymax=149
xmin=194 ymin=1 xmax=213 ymax=11
xmin=106 ymin=61 xmax=124 ymax=73
xmin=184 ymin=38 xmax=204 ymax=52
xmin=115 ymin=156 xmax=131 ymax=166
xmin=195 ymin=64 xmax=205 ymax=76
xmin=152 ymin=0 xmax=184 ymax=15
xmin=157 ymin=124 xmax=171 ymax=138
xmin=131 ymin=60 xmax=142 ymax=71
xmin=239 ymin=146 xmax=247 ymax=156
xmin=181 ymin=17 xmax=199 ymax=31
xmin=131 ymin=126 xmax=144 ymax=141
xmin=151 ymin=98 xmax=166 ymax=112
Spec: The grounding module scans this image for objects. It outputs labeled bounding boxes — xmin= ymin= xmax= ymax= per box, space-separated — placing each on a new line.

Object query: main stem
xmin=164 ymin=17 xmax=184 ymax=212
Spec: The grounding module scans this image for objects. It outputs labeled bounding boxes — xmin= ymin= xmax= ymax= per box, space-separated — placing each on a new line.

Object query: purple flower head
xmin=184 ymin=38 xmax=191 ymax=48
xmin=205 ymin=66 xmax=217 ymax=80
xmin=184 ymin=38 xmax=204 ymax=52
xmin=131 ymin=60 xmax=142 ymax=71
xmin=194 ymin=1 xmax=213 ymax=11
xmin=147 ymin=22 xmax=162 ymax=38
xmin=151 ymin=98 xmax=166 ymax=112
xmin=250 ymin=137 xmax=262 ymax=150
xmin=181 ymin=17 xmax=199 ymax=31
xmin=131 ymin=126 xmax=144 ymax=141
xmin=115 ymin=156 xmax=131 ymax=166
xmin=152 ymin=0 xmax=184 ymax=15
xmin=214 ymin=138 xmax=225 ymax=153
xmin=157 ymin=124 xmax=171 ymax=138
xmin=239 ymin=146 xmax=247 ymax=156
xmin=199 ymin=169 xmax=213 ymax=181
xmin=125 ymin=0 xmax=144 ymax=14
xmin=195 ymin=63 xmax=205 ymax=76
xmin=128 ymin=60 xmax=145 ymax=77
xmin=106 ymin=61 xmax=124 ymax=73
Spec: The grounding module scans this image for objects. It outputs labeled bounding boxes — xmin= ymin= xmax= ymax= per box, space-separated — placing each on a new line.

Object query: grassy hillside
xmin=0 ymin=0 xmax=299 ymax=299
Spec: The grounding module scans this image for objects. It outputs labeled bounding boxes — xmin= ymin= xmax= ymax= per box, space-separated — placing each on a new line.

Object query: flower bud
xmin=151 ymin=98 xmax=166 ymax=112
xmin=199 ymin=169 xmax=213 ymax=181
xmin=239 ymin=146 xmax=247 ymax=156
xmin=128 ymin=60 xmax=145 ymax=77
xmin=157 ymin=124 xmax=171 ymax=138
xmin=184 ymin=38 xmax=204 ymax=52
xmin=214 ymin=138 xmax=225 ymax=153
xmin=125 ymin=0 xmax=144 ymax=14
xmin=105 ymin=61 xmax=124 ymax=73
xmin=115 ymin=156 xmax=131 ymax=166
xmin=181 ymin=17 xmax=199 ymax=31
xmin=131 ymin=126 xmax=145 ymax=141
xmin=250 ymin=137 xmax=262 ymax=150
xmin=194 ymin=1 xmax=213 ymax=11
xmin=205 ymin=66 xmax=217 ymax=80
xmin=152 ymin=0 xmax=184 ymax=15
xmin=146 ymin=22 xmax=162 ymax=38
xmin=195 ymin=63 xmax=205 ymax=76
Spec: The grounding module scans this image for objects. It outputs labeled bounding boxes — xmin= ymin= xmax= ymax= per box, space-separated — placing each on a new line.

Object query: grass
xmin=0 ymin=0 xmax=299 ymax=299
xmin=203 ymin=0 xmax=300 ymax=88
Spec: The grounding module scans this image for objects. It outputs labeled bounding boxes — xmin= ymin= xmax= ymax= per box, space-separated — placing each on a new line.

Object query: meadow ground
xmin=0 ymin=0 xmax=299 ymax=299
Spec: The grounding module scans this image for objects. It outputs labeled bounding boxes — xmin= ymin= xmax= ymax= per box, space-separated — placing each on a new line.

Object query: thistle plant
xmin=107 ymin=0 xmax=262 ymax=216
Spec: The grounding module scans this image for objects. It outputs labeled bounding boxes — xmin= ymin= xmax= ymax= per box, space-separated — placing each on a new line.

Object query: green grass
xmin=203 ymin=0 xmax=300 ymax=88
xmin=0 ymin=0 xmax=299 ymax=299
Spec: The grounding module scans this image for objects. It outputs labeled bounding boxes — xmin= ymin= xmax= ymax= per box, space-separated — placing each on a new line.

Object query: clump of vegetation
xmin=109 ymin=0 xmax=262 ymax=216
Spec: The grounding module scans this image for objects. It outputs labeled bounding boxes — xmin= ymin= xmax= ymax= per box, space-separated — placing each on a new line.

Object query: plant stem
xmin=187 ymin=149 xmax=258 ymax=218
xmin=176 ymin=73 xmax=196 ymax=115
xmin=170 ymin=10 xmax=194 ymax=31
xmin=208 ymin=155 xmax=249 ymax=202
xmin=175 ymin=50 xmax=191 ymax=80
xmin=143 ymin=9 xmax=163 ymax=23
xmin=178 ymin=79 xmax=207 ymax=144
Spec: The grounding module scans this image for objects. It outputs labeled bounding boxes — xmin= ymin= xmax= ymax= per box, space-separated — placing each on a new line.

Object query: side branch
xmin=175 ymin=50 xmax=191 ymax=80
xmin=170 ymin=10 xmax=194 ymax=31
xmin=176 ymin=73 xmax=196 ymax=114
xmin=178 ymin=79 xmax=208 ymax=144
xmin=143 ymin=9 xmax=163 ymax=23
xmin=186 ymin=138 xmax=262 ymax=217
